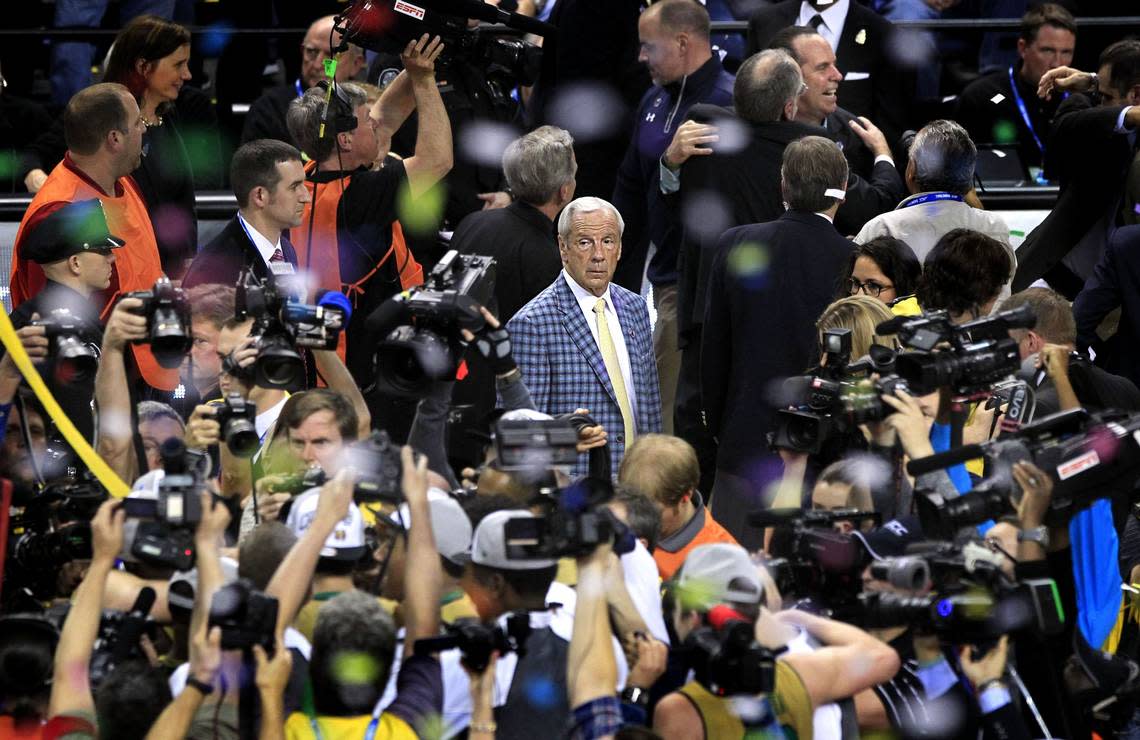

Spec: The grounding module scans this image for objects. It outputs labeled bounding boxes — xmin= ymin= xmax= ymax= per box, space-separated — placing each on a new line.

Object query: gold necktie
xmin=593 ymin=298 xmax=635 ymax=447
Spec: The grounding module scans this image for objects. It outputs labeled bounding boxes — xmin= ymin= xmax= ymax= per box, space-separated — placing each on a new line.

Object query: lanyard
xmin=295 ymin=78 xmax=304 ymax=98
xmin=308 ymin=715 xmax=379 ymax=740
xmin=900 ymin=192 xmax=964 ymax=208
xmin=1008 ymin=65 xmax=1045 ymax=157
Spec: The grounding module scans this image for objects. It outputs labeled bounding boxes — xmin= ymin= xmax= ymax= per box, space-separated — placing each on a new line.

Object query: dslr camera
xmin=278 ymin=431 xmax=405 ymax=521
xmin=415 ymin=613 xmax=530 ymax=672
xmin=235 ymin=269 xmax=350 ymax=390
xmin=503 ymin=477 xmax=635 ymax=560
xmin=369 ymin=250 xmax=495 ymax=397
xmin=684 ymin=607 xmax=782 ymax=697
xmin=208 ymin=579 xmax=279 ymax=654
xmin=876 ymin=304 xmax=1036 ymax=398
xmin=122 ymin=276 xmax=193 ymax=368
xmin=30 ymin=307 xmax=100 ymax=383
xmin=208 ymin=393 xmax=259 ymax=458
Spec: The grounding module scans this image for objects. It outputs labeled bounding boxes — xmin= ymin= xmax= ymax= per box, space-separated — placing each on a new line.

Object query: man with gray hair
xmin=506 ymin=196 xmax=662 ymax=476
xmin=451 ymin=125 xmax=576 ymax=321
xmin=700 ymin=136 xmax=855 ymax=547
xmin=855 ymin=120 xmax=1015 ymax=295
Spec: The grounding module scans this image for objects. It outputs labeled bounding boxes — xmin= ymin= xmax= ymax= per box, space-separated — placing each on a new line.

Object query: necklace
xmin=141 ymin=112 xmax=164 ymax=128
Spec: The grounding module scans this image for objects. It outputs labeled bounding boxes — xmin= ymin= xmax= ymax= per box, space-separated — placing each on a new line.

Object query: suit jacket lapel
xmin=612 ymin=289 xmax=649 ymax=429
xmin=555 ymin=278 xmax=618 ymax=406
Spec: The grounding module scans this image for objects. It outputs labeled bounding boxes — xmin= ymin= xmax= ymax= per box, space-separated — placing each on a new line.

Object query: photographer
xmin=176 ymin=285 xmax=236 ymax=417
xmin=9 ymin=199 xmax=122 ymax=442
xmin=261 ymin=449 xmax=444 ymax=738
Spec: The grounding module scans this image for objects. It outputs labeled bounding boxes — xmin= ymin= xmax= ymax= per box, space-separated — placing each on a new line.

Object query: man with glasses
xmin=1013 ymin=39 xmax=1140 ymax=299
xmin=507 ymin=196 xmax=662 ymax=477
xmin=241 ymin=15 xmax=368 ymax=147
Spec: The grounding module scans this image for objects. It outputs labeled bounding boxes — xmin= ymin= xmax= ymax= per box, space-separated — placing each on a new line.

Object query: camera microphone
xmin=906 ymin=444 xmax=986 ymax=477
xmin=316 ymin=290 xmax=353 ymax=323
xmin=708 ymin=605 xmax=750 ymax=631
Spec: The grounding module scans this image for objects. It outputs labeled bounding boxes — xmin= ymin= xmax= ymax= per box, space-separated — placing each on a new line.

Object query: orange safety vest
xmin=290 ymin=162 xmax=424 ymax=361
xmin=11 ymin=155 xmax=178 ymax=391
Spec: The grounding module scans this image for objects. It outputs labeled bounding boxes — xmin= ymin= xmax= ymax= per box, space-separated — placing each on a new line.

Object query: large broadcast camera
xmin=770 ymin=329 xmax=904 ymax=454
xmin=415 ymin=613 xmax=530 ymax=672
xmin=750 ymin=507 xmax=880 ymax=612
xmin=122 ymin=276 xmax=194 ymax=369
xmin=875 ymin=304 xmax=1036 ymax=398
xmin=120 ymin=439 xmax=213 ymax=571
xmin=368 ymin=250 xmax=495 ymax=397
xmin=684 ymin=605 xmax=783 ymax=698
xmin=334 ymin=0 xmax=552 ymax=87
xmin=30 ymin=308 xmax=100 ymax=383
xmin=852 ymin=541 xmax=1064 ymax=644
xmin=909 ymin=408 xmax=1140 ymax=526
xmin=503 ymin=477 xmax=635 ymax=560
xmin=235 ymin=269 xmax=351 ymax=391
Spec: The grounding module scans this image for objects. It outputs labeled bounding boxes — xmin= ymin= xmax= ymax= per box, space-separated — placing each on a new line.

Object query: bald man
xmin=241 ymin=15 xmax=367 ymax=147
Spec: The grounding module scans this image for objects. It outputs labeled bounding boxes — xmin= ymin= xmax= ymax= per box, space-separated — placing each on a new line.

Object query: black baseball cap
xmin=853 ymin=516 xmax=925 ymax=559
xmin=21 ymin=200 xmax=125 ymax=264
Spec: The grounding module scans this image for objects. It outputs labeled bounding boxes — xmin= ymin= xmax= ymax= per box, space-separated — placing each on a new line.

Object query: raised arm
xmin=313 ymin=349 xmax=371 ymax=437
xmin=49 ymin=499 xmax=124 ymax=719
xmin=569 ymin=543 xmax=619 ymax=711
xmin=401 ymin=446 xmax=442 ymax=653
xmin=94 ymin=298 xmax=149 ymax=481
xmin=396 ymin=34 xmax=453 ymax=197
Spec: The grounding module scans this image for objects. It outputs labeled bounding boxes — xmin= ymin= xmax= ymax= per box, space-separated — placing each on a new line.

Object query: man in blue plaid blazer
xmin=507 ymin=197 xmax=662 ymax=476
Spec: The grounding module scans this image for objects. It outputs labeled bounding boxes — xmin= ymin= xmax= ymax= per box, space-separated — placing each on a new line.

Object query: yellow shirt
xmin=284 ymin=712 xmax=418 ymax=740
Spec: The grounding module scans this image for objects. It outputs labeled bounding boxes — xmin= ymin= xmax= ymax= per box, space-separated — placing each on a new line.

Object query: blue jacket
xmin=507 ymin=275 xmax=663 ymax=476
xmin=612 ymin=55 xmax=734 ymax=286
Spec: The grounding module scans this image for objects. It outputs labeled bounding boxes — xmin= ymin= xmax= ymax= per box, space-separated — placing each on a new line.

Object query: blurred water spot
xmin=332 ymin=650 xmax=381 ymax=684
xmin=199 ymin=22 xmax=234 ymax=57
xmin=886 ymin=28 xmax=934 ymax=68
xmin=153 ymin=204 xmax=194 ymax=247
xmin=727 ymin=241 xmax=770 ymax=290
xmin=522 ymin=675 xmax=561 ymax=709
xmin=992 ymin=119 xmax=1017 ymax=145
xmin=682 ymin=190 xmax=730 ymax=243
xmin=459 ymin=121 xmax=517 ymax=168
xmin=397 ymin=181 xmax=446 ymax=236
xmin=547 ymin=83 xmax=626 ymax=142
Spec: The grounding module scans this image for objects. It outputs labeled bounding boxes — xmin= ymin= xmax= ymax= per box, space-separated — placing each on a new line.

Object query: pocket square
xmin=844 ymin=71 xmax=870 ymax=81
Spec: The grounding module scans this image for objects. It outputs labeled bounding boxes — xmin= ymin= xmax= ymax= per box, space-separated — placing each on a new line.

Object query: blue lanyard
xmin=901 ymin=192 xmax=964 ymax=208
xmin=295 ymin=78 xmax=304 ymax=98
xmin=1008 ymin=65 xmax=1045 ymax=157
xmin=308 ymin=716 xmax=379 ymax=740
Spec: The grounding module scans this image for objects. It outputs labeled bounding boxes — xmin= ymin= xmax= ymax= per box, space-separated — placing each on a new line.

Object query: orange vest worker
xmin=11 ymin=155 xmax=178 ymax=391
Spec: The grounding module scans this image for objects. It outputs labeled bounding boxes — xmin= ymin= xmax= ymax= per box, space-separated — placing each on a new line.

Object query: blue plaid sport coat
xmin=507 ymin=274 xmax=662 ymax=476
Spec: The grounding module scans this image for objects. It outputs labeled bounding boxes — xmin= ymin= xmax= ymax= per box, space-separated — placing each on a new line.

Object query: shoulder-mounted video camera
xmin=503 ymin=477 xmax=635 ymax=560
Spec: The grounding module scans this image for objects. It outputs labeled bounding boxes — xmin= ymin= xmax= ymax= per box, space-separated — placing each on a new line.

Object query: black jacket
xmin=241 ymin=83 xmax=300 ymax=148
xmin=956 ymin=61 xmax=1060 ymax=170
xmin=825 ymin=106 xmax=875 ymax=181
xmin=675 ymin=104 xmax=901 ymax=342
xmin=1073 ymin=224 xmax=1140 ymax=388
xmin=449 ymin=200 xmax=562 ymax=322
xmin=746 ymin=0 xmax=909 ymax=141
xmin=182 ymin=216 xmax=299 ymax=290
xmin=701 ymin=211 xmax=854 ymax=473
xmin=1013 ymin=96 xmax=1136 ymax=296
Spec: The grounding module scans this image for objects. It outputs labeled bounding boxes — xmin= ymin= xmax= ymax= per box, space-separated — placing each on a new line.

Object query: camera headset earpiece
xmin=317 ymin=78 xmax=359 ymax=141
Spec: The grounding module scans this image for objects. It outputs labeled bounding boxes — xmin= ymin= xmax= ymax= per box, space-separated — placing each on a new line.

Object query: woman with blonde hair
xmin=815 ymin=294 xmax=900 ymax=363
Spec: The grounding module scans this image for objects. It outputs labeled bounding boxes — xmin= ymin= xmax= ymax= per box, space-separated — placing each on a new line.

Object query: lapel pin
xmin=855 ymin=28 xmax=867 ymax=45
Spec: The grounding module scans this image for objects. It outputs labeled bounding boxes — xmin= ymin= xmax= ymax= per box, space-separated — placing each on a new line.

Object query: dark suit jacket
xmin=1073 ymin=224 xmax=1140 ymax=387
xmin=675 ymin=104 xmax=901 ymax=342
xmin=826 ymin=106 xmax=875 ymax=181
xmin=701 ymin=211 xmax=855 ymax=473
xmin=450 ymin=201 xmax=562 ymax=322
xmin=182 ymin=216 xmax=300 ymax=289
xmin=746 ymin=0 xmax=908 ymax=141
xmin=1013 ymin=96 xmax=1136 ymax=296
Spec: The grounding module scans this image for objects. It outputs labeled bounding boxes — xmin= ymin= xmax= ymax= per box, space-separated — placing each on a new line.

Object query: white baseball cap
xmin=288 ymin=490 xmax=367 ymax=562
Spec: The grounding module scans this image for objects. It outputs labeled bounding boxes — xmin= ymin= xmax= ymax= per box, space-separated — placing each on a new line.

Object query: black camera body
xmin=415 ymin=613 xmax=530 ymax=672
xmin=877 ymin=304 xmax=1035 ymax=398
xmin=503 ymin=477 xmax=635 ymax=560
xmin=280 ymin=431 xmax=405 ymax=513
xmin=915 ymin=476 xmax=1015 ymax=539
xmin=370 ymin=250 xmax=495 ymax=397
xmin=89 ymin=588 xmax=158 ymax=688
xmin=494 ymin=417 xmax=579 ymax=471
xmin=685 ymin=612 xmax=781 ymax=697
xmin=210 ymin=393 xmax=259 ymax=458
xmin=236 ymin=269 xmax=349 ymax=390
xmin=208 ymin=579 xmax=279 ymax=654
xmin=123 ymin=276 xmax=193 ymax=369
xmin=31 ymin=308 xmax=100 ymax=383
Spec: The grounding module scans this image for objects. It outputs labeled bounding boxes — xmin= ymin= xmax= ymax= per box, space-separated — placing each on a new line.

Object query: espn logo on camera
xmin=394 ymin=0 xmax=426 ymax=20
xmin=1057 ymin=450 xmax=1100 ymax=481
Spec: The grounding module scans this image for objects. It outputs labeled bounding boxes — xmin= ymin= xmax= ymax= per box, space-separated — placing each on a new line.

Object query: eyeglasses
xmin=846 ymin=277 xmax=893 ymax=297
xmin=301 ymin=44 xmax=329 ymax=62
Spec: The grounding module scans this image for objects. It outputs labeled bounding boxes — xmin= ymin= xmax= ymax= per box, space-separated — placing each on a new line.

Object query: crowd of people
xmin=1 ymin=0 xmax=1140 ymax=738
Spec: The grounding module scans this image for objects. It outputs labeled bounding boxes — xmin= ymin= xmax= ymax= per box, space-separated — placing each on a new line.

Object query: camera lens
xmin=255 ymin=333 xmax=304 ymax=389
xmin=53 ymin=335 xmax=99 ymax=383
xmin=150 ymin=307 xmax=193 ymax=368
xmin=224 ymin=418 xmax=259 ymax=458
xmin=375 ymin=328 xmax=453 ymax=397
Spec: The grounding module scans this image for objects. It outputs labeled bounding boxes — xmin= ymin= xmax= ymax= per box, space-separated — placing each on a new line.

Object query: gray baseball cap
xmin=676 ymin=543 xmax=763 ymax=607
xmin=471 ymin=509 xmax=558 ymax=571
xmin=389 ymin=489 xmax=473 ymax=566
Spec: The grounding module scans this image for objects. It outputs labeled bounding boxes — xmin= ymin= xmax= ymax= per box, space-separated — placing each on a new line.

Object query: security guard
xmin=8 ymin=199 xmax=123 ymax=442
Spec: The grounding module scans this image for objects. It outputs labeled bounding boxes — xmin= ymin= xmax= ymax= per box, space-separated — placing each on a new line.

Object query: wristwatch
xmin=621 ymin=686 xmax=650 ymax=708
xmin=186 ymin=676 xmax=214 ymax=696
xmin=1018 ymin=525 xmax=1050 ymax=549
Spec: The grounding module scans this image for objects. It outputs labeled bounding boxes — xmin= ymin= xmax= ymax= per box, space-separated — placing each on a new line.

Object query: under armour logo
xmin=646 ymin=112 xmax=656 ymax=122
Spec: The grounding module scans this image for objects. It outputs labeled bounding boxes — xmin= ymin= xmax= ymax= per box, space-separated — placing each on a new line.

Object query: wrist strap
xmin=186 ymin=676 xmax=214 ymax=696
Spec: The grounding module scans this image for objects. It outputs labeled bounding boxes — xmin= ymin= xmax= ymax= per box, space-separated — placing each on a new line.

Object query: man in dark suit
xmin=507 ymin=197 xmax=662 ymax=477
xmin=746 ymin=0 xmax=908 ymax=142
xmin=1073 ymin=224 xmax=1140 ymax=389
xmin=182 ymin=139 xmax=306 ymax=289
xmin=767 ymin=25 xmax=906 ymax=192
xmin=1013 ymin=40 xmax=1140 ymax=299
xmin=701 ymin=136 xmax=855 ymax=547
xmin=451 ymin=126 xmax=574 ymax=323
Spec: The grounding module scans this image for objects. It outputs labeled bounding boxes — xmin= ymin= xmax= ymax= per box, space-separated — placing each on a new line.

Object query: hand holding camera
xmin=959 ymin=634 xmax=1010 ymax=691
xmin=401 ymin=445 xmax=429 ymax=507
xmin=402 ymin=33 xmax=444 ymax=81
xmin=92 ymin=499 xmax=126 ymax=565
xmin=0 ymin=321 xmax=49 ymax=388
xmin=881 ymin=388 xmax=936 ymax=459
xmin=103 ymin=297 xmax=150 ymax=352
xmin=253 ymin=636 xmax=292 ymax=694
xmin=315 ymin=468 xmax=358 ymax=530
xmin=194 ymin=486 xmax=231 ymax=550
xmin=463 ymin=305 xmax=516 ymax=377
xmin=185 ymin=404 xmax=222 ymax=451
xmin=189 ymin=625 xmax=224 ymax=689
xmin=1013 ymin=460 xmax=1053 ymax=529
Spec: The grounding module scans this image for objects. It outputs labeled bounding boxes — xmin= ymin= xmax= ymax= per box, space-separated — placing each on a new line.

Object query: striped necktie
xmin=270 ymin=247 xmax=285 ymax=263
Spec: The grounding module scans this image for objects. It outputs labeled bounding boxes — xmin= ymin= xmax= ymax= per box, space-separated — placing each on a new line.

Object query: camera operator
xmin=173 ymin=285 xmax=235 ymax=418
xmin=1000 ymin=287 xmax=1140 ymax=419
xmin=286 ymin=34 xmax=451 ymax=389
xmin=261 ymin=450 xmax=444 ymax=738
xmin=654 ymin=542 xmax=900 ymax=738
xmin=8 ymin=199 xmax=123 ymax=442
xmin=0 ymin=329 xmax=49 ymax=493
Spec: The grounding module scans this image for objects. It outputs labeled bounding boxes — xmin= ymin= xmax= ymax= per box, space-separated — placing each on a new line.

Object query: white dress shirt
xmin=797 ymin=0 xmax=849 ymax=53
xmin=562 ymin=270 xmax=637 ymax=419
xmin=237 ymin=212 xmax=283 ymax=267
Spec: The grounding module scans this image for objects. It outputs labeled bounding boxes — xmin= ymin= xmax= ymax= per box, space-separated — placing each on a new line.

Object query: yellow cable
xmin=0 ymin=308 xmax=130 ymax=497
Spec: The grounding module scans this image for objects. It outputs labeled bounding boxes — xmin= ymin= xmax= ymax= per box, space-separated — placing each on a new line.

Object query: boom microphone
xmin=906 ymin=443 xmax=986 ymax=477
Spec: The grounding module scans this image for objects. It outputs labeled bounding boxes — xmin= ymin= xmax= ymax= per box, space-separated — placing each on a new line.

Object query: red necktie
xmin=270 ymin=247 xmax=285 ymax=263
